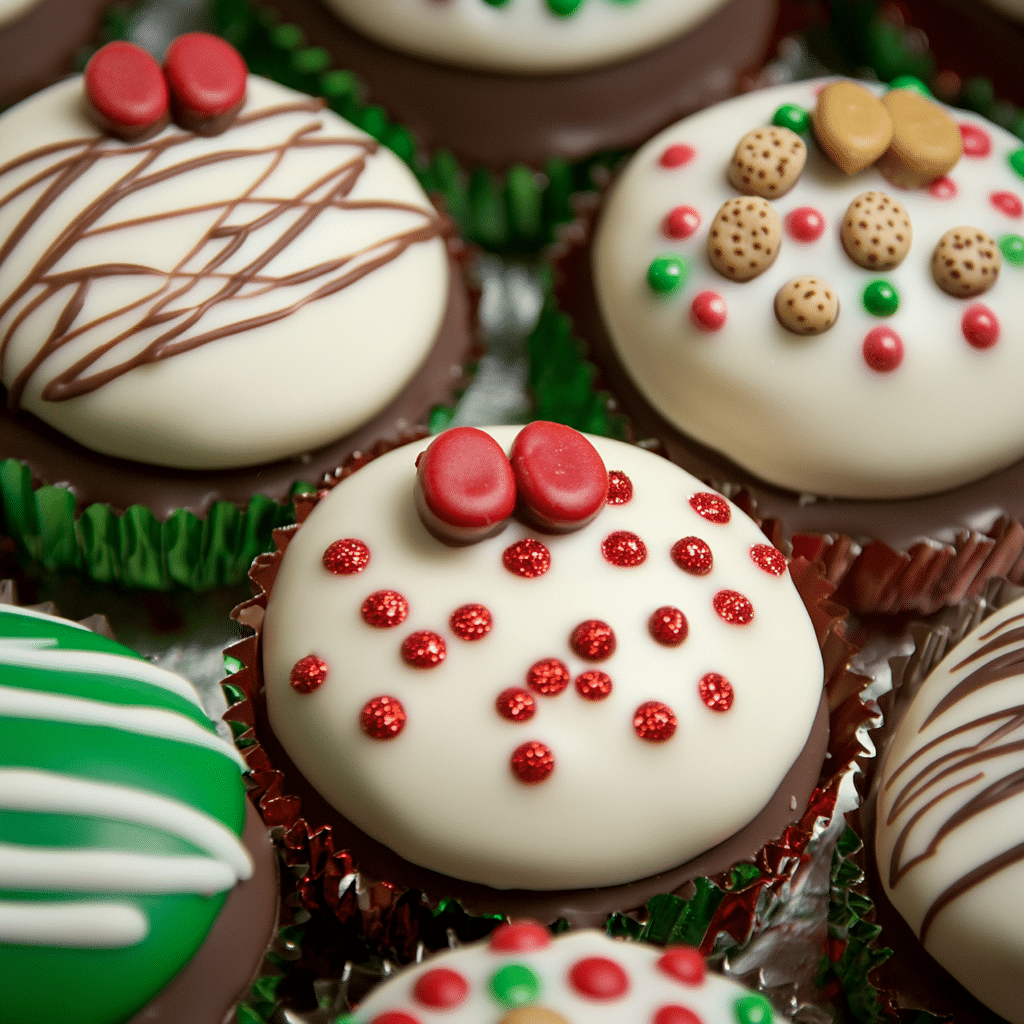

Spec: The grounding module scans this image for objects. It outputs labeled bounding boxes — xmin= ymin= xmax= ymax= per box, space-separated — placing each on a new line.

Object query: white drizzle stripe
xmin=0 ymin=843 xmax=239 ymax=895
xmin=0 ymin=770 xmax=253 ymax=881
xmin=0 ymin=684 xmax=247 ymax=771
xmin=0 ymin=900 xmax=148 ymax=948
xmin=0 ymin=605 xmax=90 ymax=631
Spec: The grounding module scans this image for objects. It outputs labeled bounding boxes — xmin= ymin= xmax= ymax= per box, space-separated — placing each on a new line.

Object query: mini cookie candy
xmin=931 ymin=226 xmax=1001 ymax=297
xmin=708 ymin=197 xmax=781 ymax=282
xmin=812 ymin=80 xmax=894 ymax=175
xmin=345 ymin=927 xmax=777 ymax=1024
xmin=774 ymin=276 xmax=839 ymax=335
xmin=876 ymin=87 xmax=963 ymax=189
xmin=727 ymin=125 xmax=807 ymax=199
xmin=840 ymin=190 xmax=913 ymax=271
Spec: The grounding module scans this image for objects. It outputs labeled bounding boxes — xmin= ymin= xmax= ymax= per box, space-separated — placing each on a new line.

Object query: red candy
xmin=929 ymin=176 xmax=957 ymax=200
xmin=690 ymin=291 xmax=727 ymax=332
xmin=510 ymin=421 xmax=607 ymax=532
xmin=323 ymin=538 xmax=370 ymax=575
xmin=649 ymin=607 xmax=688 ymax=647
xmin=605 ymin=470 xmax=633 ymax=505
xmin=570 ymin=620 xmax=616 ymax=661
xmin=962 ymin=304 xmax=1000 ymax=349
xmin=163 ymin=33 xmax=247 ymax=134
xmin=84 ymin=42 xmax=169 ymax=141
xmin=511 ymin=741 xmax=555 ymax=783
xmin=601 ymin=530 xmax=647 ymax=567
xmin=959 ymin=122 xmax=991 ymax=157
xmin=991 ymin=190 xmax=1023 ymax=218
xmin=360 ymin=695 xmax=407 ymax=740
xmin=502 ymin=538 xmax=551 ymax=578
xmin=568 ymin=956 xmax=630 ymax=1000
xmin=660 ymin=143 xmax=695 ymax=168
xmin=574 ymin=670 xmax=613 ymax=700
xmin=671 ymin=536 xmax=713 ymax=576
xmin=496 ymin=687 xmax=536 ymax=722
xmin=361 ymin=590 xmax=409 ymax=628
xmin=863 ymin=327 xmax=904 ymax=373
xmin=289 ymin=654 xmax=328 ymax=694
xmin=699 ymin=672 xmax=735 ymax=712
xmin=370 ymin=1013 xmax=420 ymax=1024
xmin=658 ymin=946 xmax=706 ymax=986
xmin=750 ymin=544 xmax=787 ymax=576
xmin=489 ymin=921 xmax=551 ymax=952
xmin=785 ymin=206 xmax=826 ymax=243
xmin=689 ymin=492 xmax=730 ymax=524
xmin=654 ymin=1007 xmax=703 ymax=1024
xmin=413 ymin=968 xmax=469 ymax=1010
xmin=526 ymin=658 xmax=570 ymax=696
xmin=713 ymin=590 xmax=754 ymax=625
xmin=401 ymin=630 xmax=446 ymax=668
xmin=663 ymin=205 xmax=701 ymax=239
xmin=449 ymin=603 xmax=492 ymax=640
xmin=633 ymin=701 xmax=677 ymax=742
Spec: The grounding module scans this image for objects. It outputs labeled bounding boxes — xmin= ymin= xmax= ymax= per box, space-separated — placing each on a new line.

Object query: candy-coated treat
xmin=83 ymin=41 xmax=170 ymax=141
xmin=813 ymin=81 xmax=893 ymax=175
xmin=163 ymin=33 xmax=248 ymax=135
xmin=876 ymin=88 xmax=962 ymax=189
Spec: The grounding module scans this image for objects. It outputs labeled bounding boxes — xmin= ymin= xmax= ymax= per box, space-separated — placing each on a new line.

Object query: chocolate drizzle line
xmin=0 ymin=98 xmax=443 ymax=409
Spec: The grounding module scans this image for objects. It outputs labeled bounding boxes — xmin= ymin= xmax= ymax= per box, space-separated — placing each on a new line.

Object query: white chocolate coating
xmin=320 ymin=0 xmax=730 ymax=74
xmin=0 ymin=75 xmax=448 ymax=470
xmin=875 ymin=597 xmax=1024 ymax=1024
xmin=262 ymin=427 xmax=823 ymax=890
xmin=594 ymin=80 xmax=1024 ymax=499
xmin=984 ymin=0 xmax=1024 ymax=21
xmin=0 ymin=0 xmax=40 ymax=28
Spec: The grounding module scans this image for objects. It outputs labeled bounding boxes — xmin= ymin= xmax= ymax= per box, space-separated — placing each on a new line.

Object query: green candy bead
xmin=734 ymin=993 xmax=775 ymax=1024
xmin=888 ymin=75 xmax=932 ymax=97
xmin=863 ymin=280 xmax=899 ymax=316
xmin=547 ymin=0 xmax=585 ymax=14
xmin=1009 ymin=149 xmax=1024 ymax=181
xmin=482 ymin=0 xmax=512 ymax=5
xmin=490 ymin=963 xmax=542 ymax=1007
xmin=1000 ymin=234 xmax=1024 ymax=266
xmin=772 ymin=103 xmax=811 ymax=134
xmin=647 ymin=254 xmax=687 ymax=295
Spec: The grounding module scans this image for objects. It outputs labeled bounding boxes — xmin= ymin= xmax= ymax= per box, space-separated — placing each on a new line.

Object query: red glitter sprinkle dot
xmin=370 ymin=1014 xmax=420 ymax=1024
xmin=654 ymin=1007 xmax=703 ymax=1024
xmin=289 ymin=655 xmax=328 ymax=694
xmin=660 ymin=143 xmax=695 ymax=168
xmin=526 ymin=658 xmax=571 ymax=696
xmin=360 ymin=695 xmax=407 ymax=740
xmin=511 ymin=741 xmax=555 ymax=784
xmin=568 ymin=956 xmax=630 ymax=1000
xmin=323 ymin=538 xmax=370 ymax=575
xmin=699 ymin=673 xmax=735 ymax=712
xmin=785 ymin=206 xmax=826 ymax=243
xmin=663 ymin=205 xmax=701 ymax=239
xmin=401 ymin=630 xmax=446 ymax=668
xmin=633 ymin=701 xmax=677 ymax=742
xmin=575 ymin=670 xmax=613 ymax=700
xmin=449 ymin=603 xmax=492 ymax=641
xmin=649 ymin=607 xmax=689 ymax=647
xmin=606 ymin=470 xmax=633 ymax=505
xmin=602 ymin=530 xmax=648 ymax=567
xmin=929 ymin=176 xmax=957 ymax=200
xmin=502 ymin=538 xmax=551 ymax=578
xmin=960 ymin=122 xmax=991 ymax=157
xmin=962 ymin=304 xmax=1000 ymax=349
xmin=413 ymin=968 xmax=469 ymax=1010
xmin=750 ymin=544 xmax=787 ymax=576
xmin=658 ymin=947 xmax=706 ymax=986
xmin=689 ymin=492 xmax=730 ymax=524
xmin=361 ymin=590 xmax=409 ymax=628
xmin=690 ymin=290 xmax=727 ymax=332
xmin=671 ymin=536 xmax=713 ymax=576
xmin=489 ymin=921 xmax=551 ymax=952
xmin=863 ymin=327 xmax=904 ymax=373
xmin=991 ymin=190 xmax=1023 ymax=218
xmin=570 ymin=620 xmax=616 ymax=662
xmin=713 ymin=590 xmax=754 ymax=625
xmin=496 ymin=687 xmax=536 ymax=722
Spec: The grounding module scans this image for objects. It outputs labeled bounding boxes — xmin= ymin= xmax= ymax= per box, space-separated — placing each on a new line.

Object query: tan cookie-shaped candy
xmin=840 ymin=191 xmax=912 ymax=270
xmin=708 ymin=197 xmax=781 ymax=282
xmin=931 ymin=227 xmax=1001 ymax=297
xmin=813 ymin=80 xmax=894 ymax=175
xmin=876 ymin=88 xmax=963 ymax=188
xmin=500 ymin=1010 xmax=570 ymax=1024
xmin=774 ymin=276 xmax=839 ymax=335
xmin=728 ymin=125 xmax=807 ymax=198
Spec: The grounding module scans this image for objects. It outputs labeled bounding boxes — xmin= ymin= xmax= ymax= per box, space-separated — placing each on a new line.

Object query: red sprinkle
xmin=750 ymin=544 xmax=787 ymax=576
xmin=289 ymin=655 xmax=328 ymax=694
xmin=606 ymin=470 xmax=634 ymax=505
xmin=959 ymin=122 xmax=992 ymax=157
xmin=568 ymin=956 xmax=630 ymax=1000
xmin=863 ymin=327 xmax=904 ymax=373
xmin=323 ymin=538 xmax=370 ymax=575
xmin=526 ymin=658 xmax=571 ymax=696
xmin=663 ymin=205 xmax=701 ymax=239
xmin=575 ymin=670 xmax=613 ymax=700
xmin=360 ymin=695 xmax=407 ymax=739
xmin=672 ymin=536 xmax=713 ymax=576
xmin=929 ymin=176 xmax=957 ymax=200
xmin=511 ymin=741 xmax=555 ymax=784
xmin=496 ymin=687 xmax=536 ymax=722
xmin=633 ymin=701 xmax=677 ymax=742
xmin=602 ymin=530 xmax=647 ymax=567
xmin=413 ymin=968 xmax=469 ymax=1010
xmin=658 ymin=947 xmax=706 ymax=986
xmin=84 ymin=42 xmax=169 ymax=139
xmin=660 ymin=143 xmax=695 ymax=168
xmin=401 ymin=630 xmax=446 ymax=668
xmin=570 ymin=620 xmax=616 ymax=662
xmin=713 ymin=590 xmax=754 ymax=625
xmin=163 ymin=33 xmax=247 ymax=132
xmin=653 ymin=1007 xmax=703 ymax=1024
xmin=502 ymin=538 xmax=551 ymax=578
xmin=785 ymin=206 xmax=826 ymax=243
xmin=991 ymin=190 xmax=1023 ymax=217
xmin=368 ymin=1014 xmax=420 ymax=1024
xmin=489 ymin=921 xmax=551 ymax=952
xmin=689 ymin=492 xmax=730 ymax=524
xmin=361 ymin=590 xmax=409 ymax=628
xmin=449 ymin=603 xmax=492 ymax=640
xmin=962 ymin=304 xmax=1000 ymax=349
xmin=699 ymin=672 xmax=735 ymax=712
xmin=649 ymin=607 xmax=689 ymax=647
xmin=690 ymin=291 xmax=727 ymax=332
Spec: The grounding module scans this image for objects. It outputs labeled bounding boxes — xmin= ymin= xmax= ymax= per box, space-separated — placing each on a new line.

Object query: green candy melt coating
xmin=734 ymin=993 xmax=775 ymax=1024
xmin=647 ymin=254 xmax=687 ymax=294
xmin=771 ymin=103 xmax=811 ymax=134
xmin=489 ymin=963 xmax=542 ymax=1007
xmin=862 ymin=280 xmax=900 ymax=316
xmin=999 ymin=234 xmax=1024 ymax=266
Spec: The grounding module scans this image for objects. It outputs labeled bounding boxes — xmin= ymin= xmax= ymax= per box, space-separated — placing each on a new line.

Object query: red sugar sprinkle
xmin=323 ymin=538 xmax=370 ymax=575
xmin=863 ymin=327 xmax=904 ymax=373
xmin=689 ymin=492 xmax=730 ymax=524
xmin=361 ymin=590 xmax=409 ymax=628
xmin=489 ymin=921 xmax=551 ymax=952
xmin=959 ymin=122 xmax=991 ymax=157
xmin=653 ymin=1007 xmax=704 ymax=1024
xmin=663 ymin=205 xmax=701 ymax=239
xmin=602 ymin=530 xmax=647 ymax=567
xmin=713 ymin=590 xmax=754 ymax=625
xmin=606 ymin=470 xmax=634 ymax=505
xmin=929 ymin=176 xmax=957 ymax=200
xmin=503 ymin=538 xmax=551 ymax=578
xmin=496 ymin=687 xmax=536 ymax=722
xmin=369 ymin=1014 xmax=420 ymax=1024
xmin=526 ymin=658 xmax=571 ymax=696
xmin=962 ymin=304 xmax=1000 ymax=349
xmin=413 ymin=968 xmax=469 ymax=1010
xmin=660 ymin=143 xmax=695 ymax=168
xmin=289 ymin=655 xmax=328 ymax=694
xmin=991 ymin=190 xmax=1023 ymax=217
xmin=450 ymin=603 xmax=493 ymax=641
xmin=690 ymin=290 xmax=727 ymax=332
xmin=649 ymin=606 xmax=689 ymax=647
xmin=575 ymin=670 xmax=613 ymax=700
xmin=568 ymin=956 xmax=630 ymax=1000
xmin=658 ymin=947 xmax=706 ymax=986
xmin=750 ymin=544 xmax=787 ymax=576
xmin=511 ymin=740 xmax=555 ymax=784
xmin=672 ymin=536 xmax=713 ymax=576
xmin=360 ymin=695 xmax=407 ymax=740
xmin=699 ymin=673 xmax=735 ymax=712
xmin=570 ymin=620 xmax=616 ymax=661
xmin=633 ymin=700 xmax=677 ymax=742
xmin=401 ymin=630 xmax=446 ymax=668
xmin=785 ymin=206 xmax=826 ymax=243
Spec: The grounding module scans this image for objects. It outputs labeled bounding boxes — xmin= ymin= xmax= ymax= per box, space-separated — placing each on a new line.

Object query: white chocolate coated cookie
xmin=594 ymin=80 xmax=1024 ymax=499
xmin=0 ymin=75 xmax=448 ymax=470
xmin=321 ymin=0 xmax=730 ymax=74
xmin=0 ymin=0 xmax=40 ymax=26
xmin=262 ymin=428 xmax=823 ymax=890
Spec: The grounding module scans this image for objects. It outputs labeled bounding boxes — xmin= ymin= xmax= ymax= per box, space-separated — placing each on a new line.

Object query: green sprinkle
xmin=734 ymin=993 xmax=774 ymax=1024
xmin=862 ymin=280 xmax=899 ymax=316
xmin=489 ymin=964 xmax=541 ymax=1007
xmin=1009 ymin=149 xmax=1024 ymax=180
xmin=481 ymin=0 xmax=511 ymax=5
xmin=647 ymin=255 xmax=687 ymax=294
xmin=999 ymin=234 xmax=1024 ymax=266
xmin=771 ymin=103 xmax=811 ymax=134
xmin=547 ymin=0 xmax=585 ymax=12
xmin=888 ymin=75 xmax=931 ymax=97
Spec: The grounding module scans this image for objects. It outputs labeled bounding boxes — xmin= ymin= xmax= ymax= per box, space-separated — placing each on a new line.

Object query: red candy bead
xmin=496 ymin=687 xmax=536 ymax=722
xmin=401 ymin=630 xmax=446 ymax=668
xmin=360 ymin=695 xmax=407 ymax=740
xmin=163 ymin=33 xmax=247 ymax=134
xmin=570 ymin=620 xmax=616 ymax=661
xmin=502 ymin=538 xmax=551 ymax=578
xmin=602 ymin=531 xmax=647 ymax=567
xmin=660 ymin=143 xmax=695 ymax=168
xmin=699 ymin=672 xmax=735 ymax=712
xmin=633 ymin=701 xmax=677 ymax=742
xmin=489 ymin=921 xmax=551 ymax=952
xmin=511 ymin=741 xmax=555 ymax=784
xmin=658 ymin=947 xmax=706 ymax=986
xmin=526 ymin=658 xmax=570 ymax=696
xmin=370 ymin=1014 xmax=420 ymax=1024
xmin=750 ymin=544 xmax=787 ymax=576
xmin=450 ymin=603 xmax=492 ymax=640
xmin=84 ymin=41 xmax=170 ymax=141
xmin=413 ymin=967 xmax=469 ymax=1010
xmin=689 ymin=492 xmax=730 ymax=524
xmin=575 ymin=670 xmax=613 ymax=700
xmin=991 ymin=190 xmax=1023 ymax=217
xmin=713 ymin=590 xmax=754 ymax=625
xmin=785 ymin=206 xmax=826 ymax=243
xmin=962 ymin=304 xmax=1000 ymax=349
xmin=606 ymin=470 xmax=633 ymax=505
xmin=671 ymin=536 xmax=713 ymax=576
xmin=863 ymin=327 xmax=904 ymax=373
xmin=663 ymin=205 xmax=701 ymax=239
xmin=361 ymin=590 xmax=409 ymax=628
xmin=510 ymin=422 xmax=607 ymax=531
xmin=649 ymin=607 xmax=689 ymax=646
xmin=654 ymin=1007 xmax=704 ymax=1024
xmin=929 ymin=176 xmax=957 ymax=200
xmin=289 ymin=654 xmax=328 ymax=694
xmin=323 ymin=538 xmax=370 ymax=575
xmin=690 ymin=291 xmax=727 ymax=332
xmin=568 ymin=956 xmax=630 ymax=1000
xmin=959 ymin=122 xmax=991 ymax=157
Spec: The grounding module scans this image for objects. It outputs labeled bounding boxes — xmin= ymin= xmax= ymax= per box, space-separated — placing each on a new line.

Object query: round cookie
xmin=261 ymin=426 xmax=824 ymax=891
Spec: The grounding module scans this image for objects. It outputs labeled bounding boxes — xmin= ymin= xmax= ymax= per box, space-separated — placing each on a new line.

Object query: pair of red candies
xmin=84 ymin=34 xmax=248 ymax=141
xmin=415 ymin=422 xmax=610 ymax=545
